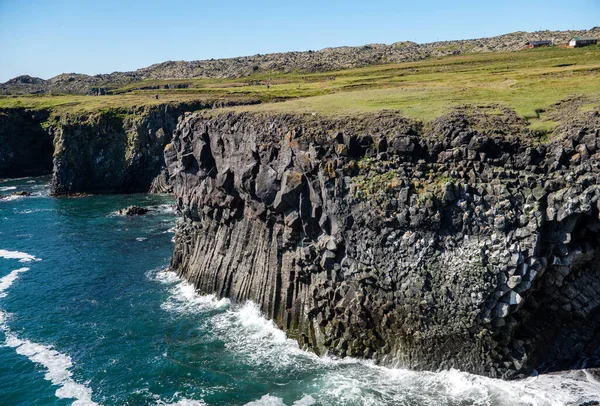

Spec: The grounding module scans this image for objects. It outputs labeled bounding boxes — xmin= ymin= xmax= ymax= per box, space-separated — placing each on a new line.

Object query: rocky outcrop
xmin=3 ymin=27 xmax=599 ymax=95
xmin=167 ymin=109 xmax=600 ymax=379
xmin=117 ymin=205 xmax=149 ymax=216
xmin=149 ymin=169 xmax=173 ymax=194
xmin=0 ymin=108 xmax=53 ymax=178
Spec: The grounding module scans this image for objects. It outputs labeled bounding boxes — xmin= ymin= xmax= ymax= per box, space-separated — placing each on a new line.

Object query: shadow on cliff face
xmin=513 ymin=210 xmax=600 ymax=374
xmin=0 ymin=108 xmax=54 ymax=178
xmin=52 ymin=112 xmax=129 ymax=195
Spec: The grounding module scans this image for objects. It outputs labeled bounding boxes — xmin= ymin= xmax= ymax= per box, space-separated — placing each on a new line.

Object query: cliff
xmin=166 ymin=108 xmax=600 ymax=379
xmin=0 ymin=108 xmax=53 ymax=178
xmin=0 ymin=102 xmax=205 ymax=193
xmin=50 ymin=102 xmax=213 ymax=195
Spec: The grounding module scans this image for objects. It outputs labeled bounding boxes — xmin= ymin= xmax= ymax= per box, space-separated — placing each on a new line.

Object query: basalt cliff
xmin=166 ymin=108 xmax=600 ymax=379
xmin=3 ymin=98 xmax=600 ymax=380
xmin=0 ymin=101 xmax=240 ymax=194
xmin=49 ymin=102 xmax=208 ymax=195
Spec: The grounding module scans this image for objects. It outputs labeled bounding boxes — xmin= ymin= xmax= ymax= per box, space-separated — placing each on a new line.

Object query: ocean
xmin=0 ymin=176 xmax=598 ymax=406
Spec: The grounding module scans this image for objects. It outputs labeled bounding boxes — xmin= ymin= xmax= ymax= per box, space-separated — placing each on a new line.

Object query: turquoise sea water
xmin=0 ymin=176 xmax=599 ymax=406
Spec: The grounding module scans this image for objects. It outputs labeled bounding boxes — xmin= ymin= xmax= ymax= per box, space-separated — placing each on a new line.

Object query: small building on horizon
xmin=525 ymin=40 xmax=553 ymax=49
xmin=568 ymin=37 xmax=598 ymax=47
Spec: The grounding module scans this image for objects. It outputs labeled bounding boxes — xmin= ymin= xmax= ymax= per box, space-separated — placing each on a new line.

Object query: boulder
xmin=117 ymin=205 xmax=149 ymax=216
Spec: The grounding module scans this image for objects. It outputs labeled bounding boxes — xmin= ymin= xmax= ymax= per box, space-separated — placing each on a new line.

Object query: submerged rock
xmin=117 ymin=206 xmax=149 ymax=216
xmin=12 ymin=191 xmax=30 ymax=196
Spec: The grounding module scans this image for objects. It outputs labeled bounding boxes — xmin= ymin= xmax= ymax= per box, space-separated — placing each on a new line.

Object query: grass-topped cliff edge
xmin=1 ymin=45 xmax=599 ymax=138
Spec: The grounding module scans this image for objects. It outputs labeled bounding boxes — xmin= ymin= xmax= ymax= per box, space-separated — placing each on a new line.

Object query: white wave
xmin=146 ymin=268 xmax=181 ymax=284
xmin=151 ymin=268 xmax=231 ymax=313
xmin=158 ymin=272 xmax=600 ymax=406
xmin=244 ymin=395 xmax=317 ymax=406
xmin=0 ymin=186 xmax=17 ymax=192
xmin=157 ymin=398 xmax=206 ymax=406
xmin=0 ymin=267 xmax=100 ymax=405
xmin=163 ymin=226 xmax=176 ymax=234
xmin=244 ymin=395 xmax=287 ymax=406
xmin=235 ymin=302 xmax=287 ymax=342
xmin=13 ymin=208 xmax=54 ymax=215
xmin=151 ymin=204 xmax=176 ymax=214
xmin=14 ymin=208 xmax=52 ymax=215
xmin=0 ymin=267 xmax=30 ymax=298
xmin=292 ymin=396 xmax=317 ymax=406
xmin=0 ymin=194 xmax=24 ymax=202
xmin=161 ymin=280 xmax=230 ymax=314
xmin=4 ymin=334 xmax=99 ymax=406
xmin=0 ymin=249 xmax=39 ymax=263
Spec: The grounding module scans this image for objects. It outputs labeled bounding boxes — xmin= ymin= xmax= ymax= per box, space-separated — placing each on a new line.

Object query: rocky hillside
xmin=2 ymin=27 xmax=598 ymax=95
xmin=166 ymin=107 xmax=600 ymax=379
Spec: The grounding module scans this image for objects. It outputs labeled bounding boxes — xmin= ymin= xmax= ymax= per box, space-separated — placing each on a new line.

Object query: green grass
xmin=1 ymin=46 xmax=599 ymax=124
xmin=236 ymin=47 xmax=600 ymax=122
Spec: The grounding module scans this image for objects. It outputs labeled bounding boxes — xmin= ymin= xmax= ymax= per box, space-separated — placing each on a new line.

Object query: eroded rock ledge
xmin=167 ymin=109 xmax=600 ymax=378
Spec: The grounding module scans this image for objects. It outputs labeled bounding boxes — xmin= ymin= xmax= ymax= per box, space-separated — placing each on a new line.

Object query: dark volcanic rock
xmin=117 ymin=205 xmax=149 ymax=216
xmin=50 ymin=102 xmax=207 ymax=195
xmin=149 ymin=168 xmax=173 ymax=194
xmin=0 ymin=108 xmax=54 ymax=177
xmin=12 ymin=191 xmax=31 ymax=196
xmin=50 ymin=100 xmax=260 ymax=195
xmin=167 ymin=109 xmax=600 ymax=379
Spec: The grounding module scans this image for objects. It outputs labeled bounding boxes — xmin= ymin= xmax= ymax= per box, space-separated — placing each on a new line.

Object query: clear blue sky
xmin=0 ymin=0 xmax=598 ymax=82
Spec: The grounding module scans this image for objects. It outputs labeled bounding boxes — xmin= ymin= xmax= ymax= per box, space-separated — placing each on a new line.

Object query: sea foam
xmin=244 ymin=394 xmax=317 ymax=406
xmin=157 ymin=270 xmax=600 ymax=406
xmin=150 ymin=268 xmax=230 ymax=314
xmin=158 ymin=398 xmax=207 ymax=406
xmin=0 ymin=249 xmax=39 ymax=262
xmin=0 ymin=266 xmax=100 ymax=406
xmin=0 ymin=267 xmax=30 ymax=297
xmin=4 ymin=334 xmax=99 ymax=406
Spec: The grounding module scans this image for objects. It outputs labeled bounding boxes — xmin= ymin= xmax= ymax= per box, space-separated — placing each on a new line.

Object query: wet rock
xmin=117 ymin=205 xmax=149 ymax=216
xmin=12 ymin=191 xmax=30 ymax=196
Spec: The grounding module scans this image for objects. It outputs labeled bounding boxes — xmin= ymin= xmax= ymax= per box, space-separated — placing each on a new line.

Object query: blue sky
xmin=0 ymin=0 xmax=598 ymax=82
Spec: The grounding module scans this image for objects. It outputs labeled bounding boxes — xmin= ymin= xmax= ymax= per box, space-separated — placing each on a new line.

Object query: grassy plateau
xmin=1 ymin=46 xmax=599 ymax=129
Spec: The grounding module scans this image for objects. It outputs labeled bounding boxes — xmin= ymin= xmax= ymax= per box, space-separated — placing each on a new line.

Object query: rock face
xmin=167 ymin=109 xmax=600 ymax=379
xmin=51 ymin=102 xmax=208 ymax=195
xmin=149 ymin=168 xmax=173 ymax=194
xmin=0 ymin=108 xmax=53 ymax=177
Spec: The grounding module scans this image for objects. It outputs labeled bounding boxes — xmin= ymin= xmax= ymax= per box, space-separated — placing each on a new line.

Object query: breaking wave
xmin=0 ymin=249 xmax=39 ymax=263
xmin=156 ymin=270 xmax=600 ymax=406
xmin=0 ymin=256 xmax=100 ymax=406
